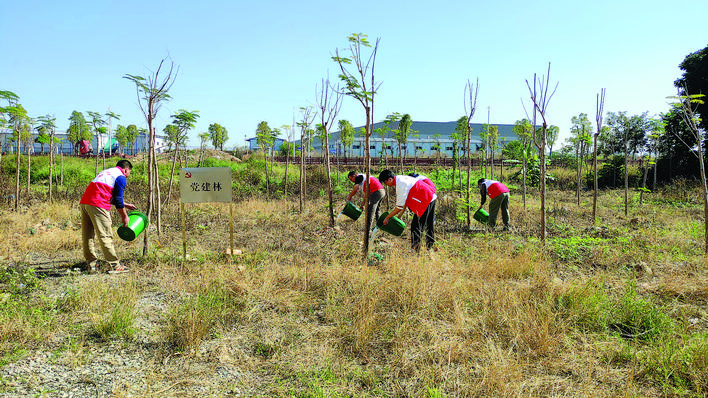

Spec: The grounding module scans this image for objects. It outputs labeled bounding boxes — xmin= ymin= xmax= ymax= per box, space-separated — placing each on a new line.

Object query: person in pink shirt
xmin=79 ymin=160 xmax=136 ymax=273
xmin=478 ymin=178 xmax=510 ymax=231
xmin=346 ymin=171 xmax=386 ymax=232
xmin=378 ymin=170 xmax=437 ymax=253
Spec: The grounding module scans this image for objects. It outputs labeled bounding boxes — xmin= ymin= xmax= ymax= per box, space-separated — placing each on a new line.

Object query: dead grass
xmin=1 ymin=183 xmax=708 ymax=396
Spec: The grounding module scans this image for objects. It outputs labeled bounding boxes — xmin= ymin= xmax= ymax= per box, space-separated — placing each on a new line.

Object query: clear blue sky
xmin=2 ymin=0 xmax=706 ymax=149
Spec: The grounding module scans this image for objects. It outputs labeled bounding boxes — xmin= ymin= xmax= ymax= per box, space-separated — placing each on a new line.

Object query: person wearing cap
xmin=346 ymin=171 xmax=386 ymax=231
xmin=378 ymin=169 xmax=437 ymax=252
xmin=79 ymin=159 xmax=136 ymax=273
xmin=478 ymin=178 xmax=510 ymax=231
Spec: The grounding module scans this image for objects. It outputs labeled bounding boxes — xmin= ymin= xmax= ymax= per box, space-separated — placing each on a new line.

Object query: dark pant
xmin=366 ymin=189 xmax=385 ymax=230
xmin=411 ymin=199 xmax=436 ymax=252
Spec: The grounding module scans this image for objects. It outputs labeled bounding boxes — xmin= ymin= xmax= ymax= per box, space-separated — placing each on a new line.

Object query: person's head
xmin=347 ymin=171 xmax=358 ymax=183
xmin=477 ymin=178 xmax=485 ymax=187
xmin=378 ymin=169 xmax=396 ymax=187
xmin=354 ymin=175 xmax=364 ymax=185
xmin=117 ymin=159 xmax=133 ymax=177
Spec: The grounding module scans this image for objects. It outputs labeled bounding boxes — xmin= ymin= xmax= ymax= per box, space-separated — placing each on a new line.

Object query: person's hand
xmin=383 ymin=217 xmax=390 ymax=225
xmin=125 ymin=203 xmax=137 ymax=210
xmin=121 ymin=215 xmax=130 ymax=227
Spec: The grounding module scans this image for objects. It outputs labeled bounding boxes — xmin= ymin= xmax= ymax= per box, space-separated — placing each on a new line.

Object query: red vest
xmin=406 ymin=178 xmax=436 ymax=217
xmin=80 ymin=167 xmax=125 ymax=210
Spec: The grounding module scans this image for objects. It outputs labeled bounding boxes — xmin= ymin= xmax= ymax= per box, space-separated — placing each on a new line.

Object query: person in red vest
xmin=378 ymin=169 xmax=437 ymax=253
xmin=78 ymin=139 xmax=93 ymax=156
xmin=79 ymin=160 xmax=136 ymax=273
xmin=346 ymin=171 xmax=386 ymax=232
xmin=478 ymin=178 xmax=510 ymax=231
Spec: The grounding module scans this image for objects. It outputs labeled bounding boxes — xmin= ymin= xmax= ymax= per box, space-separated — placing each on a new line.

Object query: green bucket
xmin=376 ymin=212 xmax=405 ymax=236
xmin=117 ymin=211 xmax=149 ymax=241
xmin=342 ymin=202 xmax=362 ymax=221
xmin=473 ymin=208 xmax=489 ymax=224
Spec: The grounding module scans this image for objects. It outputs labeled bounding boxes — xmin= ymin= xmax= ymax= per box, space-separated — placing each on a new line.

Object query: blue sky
xmin=2 ymin=0 xmax=706 ymax=148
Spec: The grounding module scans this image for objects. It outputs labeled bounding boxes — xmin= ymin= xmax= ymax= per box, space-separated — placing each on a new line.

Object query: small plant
xmin=81 ymin=279 xmax=138 ymax=340
xmin=608 ymin=280 xmax=673 ymax=341
xmin=164 ymin=282 xmax=244 ymax=353
xmin=0 ymin=265 xmax=41 ymax=295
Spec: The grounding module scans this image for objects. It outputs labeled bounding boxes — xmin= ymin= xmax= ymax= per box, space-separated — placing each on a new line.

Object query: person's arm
xmin=479 ymin=184 xmax=487 ymax=207
xmin=383 ymin=205 xmax=406 ymax=225
xmin=116 ymin=207 xmax=130 ymax=226
xmin=346 ymin=185 xmax=358 ymax=202
xmin=111 ymin=176 xmax=133 ymax=224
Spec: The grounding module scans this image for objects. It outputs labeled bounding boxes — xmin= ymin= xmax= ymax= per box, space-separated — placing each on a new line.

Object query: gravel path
xmin=0 ymin=264 xmax=259 ymax=397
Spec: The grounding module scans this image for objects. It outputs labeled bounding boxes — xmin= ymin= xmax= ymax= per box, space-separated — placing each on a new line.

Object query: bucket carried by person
xmin=473 ymin=208 xmax=489 ymax=224
xmin=376 ymin=212 xmax=405 ymax=236
xmin=341 ymin=202 xmax=362 ymax=221
xmin=117 ymin=210 xmax=149 ymax=241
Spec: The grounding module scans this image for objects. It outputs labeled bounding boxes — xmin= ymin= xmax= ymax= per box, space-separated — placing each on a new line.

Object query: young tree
xmin=674 ymin=45 xmax=707 ymax=132
xmin=208 ymin=123 xmax=228 ymax=151
xmin=37 ymin=115 xmax=57 ymax=202
xmin=297 ymin=107 xmax=316 ymax=212
xmin=647 ymin=118 xmax=665 ymax=192
xmin=256 ymin=120 xmax=273 ymax=194
xmin=281 ymin=124 xmax=294 ymax=198
xmin=315 ymin=76 xmax=343 ymax=227
xmin=524 ymin=63 xmax=558 ymax=242
xmin=338 ymin=119 xmax=355 ymax=162
xmin=332 ymin=32 xmax=381 ymax=254
xmin=104 ymin=110 xmax=120 ymax=168
xmin=0 ymin=91 xmax=21 ymax=165
xmin=570 ymin=113 xmax=593 ymax=205
xmin=5 ymin=101 xmax=30 ymax=210
xmin=464 ymin=78 xmax=479 ymax=228
xmin=433 ymin=133 xmax=442 ymax=163
xmin=397 ymin=114 xmax=413 ymax=173
xmin=67 ymin=111 xmax=92 ymax=155
xmin=379 ymin=112 xmax=400 ymax=168
xmin=606 ymin=111 xmax=651 ymax=216
xmin=546 ymin=125 xmax=559 ymax=157
xmin=125 ymin=124 xmax=139 ymax=155
xmin=512 ymin=118 xmax=533 ymax=209
xmin=198 ymin=131 xmax=210 ymax=167
xmin=114 ymin=124 xmax=128 ymax=156
xmin=487 ymin=125 xmax=499 ymax=179
xmin=668 ymin=89 xmax=707 ymax=253
xmin=166 ymin=110 xmax=198 ymax=204
xmin=87 ymin=111 xmax=106 ymax=174
xmin=35 ymin=124 xmax=49 ymax=154
xmin=124 ymin=57 xmax=178 ymax=254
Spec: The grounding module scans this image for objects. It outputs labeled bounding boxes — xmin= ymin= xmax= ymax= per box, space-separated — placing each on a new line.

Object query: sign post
xmin=180 ymin=167 xmax=233 ymax=261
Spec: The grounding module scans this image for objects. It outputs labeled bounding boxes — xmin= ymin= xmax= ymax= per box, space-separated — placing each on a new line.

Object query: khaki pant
xmin=80 ymin=203 xmax=119 ymax=267
xmin=488 ymin=192 xmax=510 ymax=229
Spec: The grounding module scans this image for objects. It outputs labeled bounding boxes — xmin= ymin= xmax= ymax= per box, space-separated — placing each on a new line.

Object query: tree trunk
xmin=48 ymin=137 xmax=54 ymax=203
xmin=540 ymin=127 xmax=547 ymax=242
xmin=522 ymin=140 xmax=528 ymax=209
xmin=265 ymin=151 xmax=270 ymax=196
xmin=299 ymin=132 xmax=305 ymax=213
xmin=60 ymin=151 xmax=64 ymax=187
xmin=165 ymin=147 xmax=179 ymax=206
xmin=26 ymin=144 xmax=31 ymax=197
xmin=284 ymin=144 xmax=290 ymax=200
xmin=15 ymin=144 xmax=20 ymax=211
xmin=576 ymin=143 xmax=581 ymax=206
xmin=324 ymin=134 xmax=334 ymax=227
xmin=624 ymin=141 xmax=629 ymax=217
xmin=362 ymin=106 xmax=372 ymax=255
xmin=592 ymin=134 xmax=598 ymax=220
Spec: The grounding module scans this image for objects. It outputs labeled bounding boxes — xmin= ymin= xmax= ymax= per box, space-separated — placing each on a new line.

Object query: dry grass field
xmin=0 ymin=166 xmax=707 ymax=397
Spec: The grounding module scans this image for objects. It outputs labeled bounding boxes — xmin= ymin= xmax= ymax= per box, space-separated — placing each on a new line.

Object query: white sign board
xmin=180 ymin=167 xmax=232 ymax=203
